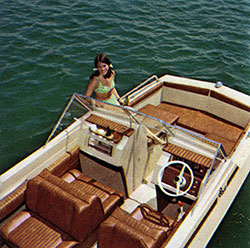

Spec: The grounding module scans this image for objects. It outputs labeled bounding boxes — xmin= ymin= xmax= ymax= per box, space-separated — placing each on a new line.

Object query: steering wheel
xmin=157 ymin=160 xmax=194 ymax=197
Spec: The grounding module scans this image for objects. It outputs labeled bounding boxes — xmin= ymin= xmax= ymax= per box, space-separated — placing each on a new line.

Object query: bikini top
xmin=95 ymin=78 xmax=115 ymax=94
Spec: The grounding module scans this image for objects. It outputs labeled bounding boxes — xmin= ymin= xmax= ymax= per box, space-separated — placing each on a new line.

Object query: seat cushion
xmin=1 ymin=211 xmax=78 ymax=248
xmin=98 ymin=207 xmax=166 ymax=248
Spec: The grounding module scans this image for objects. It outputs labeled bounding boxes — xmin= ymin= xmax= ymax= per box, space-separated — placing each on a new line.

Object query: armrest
xmin=0 ymin=181 xmax=27 ymax=221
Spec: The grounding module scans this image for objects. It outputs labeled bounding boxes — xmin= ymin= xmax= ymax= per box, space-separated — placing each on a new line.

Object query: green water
xmin=1 ymin=0 xmax=250 ymax=246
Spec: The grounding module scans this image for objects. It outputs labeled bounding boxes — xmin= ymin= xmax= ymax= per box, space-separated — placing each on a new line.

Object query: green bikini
xmin=95 ymin=79 xmax=119 ymax=105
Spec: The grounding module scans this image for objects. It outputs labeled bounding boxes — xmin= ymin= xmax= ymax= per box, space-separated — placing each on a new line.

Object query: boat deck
xmin=138 ymin=103 xmax=244 ymax=155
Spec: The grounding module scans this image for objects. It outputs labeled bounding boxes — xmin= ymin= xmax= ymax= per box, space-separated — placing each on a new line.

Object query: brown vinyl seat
xmin=59 ymin=169 xmax=124 ymax=216
xmin=1 ymin=175 xmax=104 ymax=247
xmin=1 ymin=211 xmax=79 ymax=248
xmin=47 ymin=146 xmax=80 ymax=177
xmin=98 ymin=204 xmax=175 ymax=248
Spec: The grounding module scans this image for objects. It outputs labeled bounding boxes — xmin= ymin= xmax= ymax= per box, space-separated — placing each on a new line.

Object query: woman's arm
xmin=111 ymin=72 xmax=120 ymax=99
xmin=112 ymin=88 xmax=120 ymax=99
xmin=112 ymin=88 xmax=124 ymax=105
xmin=85 ymin=78 xmax=98 ymax=97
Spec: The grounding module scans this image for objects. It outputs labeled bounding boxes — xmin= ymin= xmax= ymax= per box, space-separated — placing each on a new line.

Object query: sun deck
xmin=138 ymin=103 xmax=244 ymax=156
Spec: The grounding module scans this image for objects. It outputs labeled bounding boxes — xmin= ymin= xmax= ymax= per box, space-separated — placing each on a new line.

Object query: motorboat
xmin=1 ymin=74 xmax=250 ymax=247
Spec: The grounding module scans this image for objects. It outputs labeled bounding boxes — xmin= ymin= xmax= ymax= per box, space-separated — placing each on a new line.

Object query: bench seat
xmin=1 ymin=175 xmax=104 ymax=247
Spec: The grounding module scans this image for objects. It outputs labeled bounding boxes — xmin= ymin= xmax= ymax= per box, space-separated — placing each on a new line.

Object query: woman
xmin=85 ymin=54 xmax=122 ymax=105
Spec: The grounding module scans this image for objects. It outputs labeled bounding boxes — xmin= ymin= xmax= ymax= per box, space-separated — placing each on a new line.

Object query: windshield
xmin=46 ymin=93 xmax=225 ymax=194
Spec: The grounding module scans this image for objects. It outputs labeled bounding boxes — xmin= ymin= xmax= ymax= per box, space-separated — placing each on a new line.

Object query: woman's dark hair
xmin=90 ymin=54 xmax=114 ymax=79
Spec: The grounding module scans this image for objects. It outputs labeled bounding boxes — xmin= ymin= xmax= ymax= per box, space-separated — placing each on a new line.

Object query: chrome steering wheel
xmin=157 ymin=161 xmax=194 ymax=197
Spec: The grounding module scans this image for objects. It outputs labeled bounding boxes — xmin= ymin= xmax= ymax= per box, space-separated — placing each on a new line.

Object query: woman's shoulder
xmin=89 ymin=76 xmax=100 ymax=87
xmin=92 ymin=75 xmax=99 ymax=80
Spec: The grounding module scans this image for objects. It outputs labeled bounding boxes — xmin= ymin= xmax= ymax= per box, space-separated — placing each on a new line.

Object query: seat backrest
xmin=112 ymin=222 xmax=163 ymax=248
xmin=26 ymin=176 xmax=103 ymax=241
xmin=99 ymin=211 xmax=166 ymax=248
xmin=39 ymin=169 xmax=100 ymax=205
xmin=40 ymin=169 xmax=105 ymax=232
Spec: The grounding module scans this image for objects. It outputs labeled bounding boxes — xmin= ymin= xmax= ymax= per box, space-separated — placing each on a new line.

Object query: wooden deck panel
xmin=163 ymin=143 xmax=212 ymax=168
xmin=86 ymin=114 xmax=135 ymax=137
